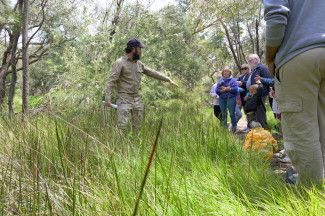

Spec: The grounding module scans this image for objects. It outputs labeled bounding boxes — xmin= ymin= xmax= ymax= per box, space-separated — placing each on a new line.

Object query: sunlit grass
xmin=0 ymin=102 xmax=324 ymax=215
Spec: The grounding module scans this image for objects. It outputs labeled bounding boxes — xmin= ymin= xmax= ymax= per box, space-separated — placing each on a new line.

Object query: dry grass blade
xmin=132 ymin=119 xmax=163 ymax=216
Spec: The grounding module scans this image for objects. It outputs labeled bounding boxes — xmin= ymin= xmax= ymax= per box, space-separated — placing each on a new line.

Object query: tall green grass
xmin=0 ymin=102 xmax=324 ymax=215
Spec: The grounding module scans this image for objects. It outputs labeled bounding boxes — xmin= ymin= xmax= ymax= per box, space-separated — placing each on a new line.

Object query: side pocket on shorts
xmin=275 ymin=75 xmax=303 ymax=124
xmin=274 ymin=66 xmax=303 ymax=114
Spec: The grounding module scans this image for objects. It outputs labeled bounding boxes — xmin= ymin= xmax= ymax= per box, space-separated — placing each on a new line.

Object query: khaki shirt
xmin=105 ymin=56 xmax=171 ymax=101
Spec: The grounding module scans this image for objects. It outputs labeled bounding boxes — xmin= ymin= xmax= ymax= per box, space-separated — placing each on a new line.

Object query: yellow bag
xmin=244 ymin=128 xmax=277 ymax=160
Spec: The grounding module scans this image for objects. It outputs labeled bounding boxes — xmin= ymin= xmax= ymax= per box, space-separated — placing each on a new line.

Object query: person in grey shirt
xmin=264 ymin=0 xmax=325 ymax=186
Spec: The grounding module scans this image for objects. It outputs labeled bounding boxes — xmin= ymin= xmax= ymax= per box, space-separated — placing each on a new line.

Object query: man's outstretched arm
xmin=142 ymin=64 xmax=177 ymax=86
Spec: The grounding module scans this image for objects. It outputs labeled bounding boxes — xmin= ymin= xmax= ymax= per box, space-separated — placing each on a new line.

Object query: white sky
xmin=95 ymin=0 xmax=176 ymax=11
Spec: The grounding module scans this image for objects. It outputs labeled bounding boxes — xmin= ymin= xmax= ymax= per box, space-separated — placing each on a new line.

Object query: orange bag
xmin=244 ymin=128 xmax=277 ymax=160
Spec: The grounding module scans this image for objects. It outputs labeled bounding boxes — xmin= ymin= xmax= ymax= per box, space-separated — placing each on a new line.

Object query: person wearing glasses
xmin=237 ymin=64 xmax=251 ymax=107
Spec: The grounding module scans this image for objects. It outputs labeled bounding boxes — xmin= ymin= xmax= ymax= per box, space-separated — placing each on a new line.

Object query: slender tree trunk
xmin=0 ymin=78 xmax=6 ymax=105
xmin=0 ymin=32 xmax=14 ymax=107
xmin=255 ymin=18 xmax=260 ymax=58
xmin=239 ymin=46 xmax=246 ymax=64
xmin=109 ymin=0 xmax=124 ymax=40
xmin=8 ymin=60 xmax=18 ymax=115
xmin=246 ymin=21 xmax=255 ymax=54
xmin=220 ymin=20 xmax=241 ymax=73
xmin=8 ymin=47 xmax=19 ymax=115
xmin=235 ymin=20 xmax=242 ymax=64
xmin=22 ymin=0 xmax=30 ymax=114
xmin=8 ymin=0 xmax=23 ymax=115
xmin=255 ymin=6 xmax=263 ymax=58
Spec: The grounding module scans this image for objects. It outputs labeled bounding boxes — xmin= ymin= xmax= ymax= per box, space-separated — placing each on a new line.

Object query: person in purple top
xmin=216 ymin=67 xmax=239 ymax=132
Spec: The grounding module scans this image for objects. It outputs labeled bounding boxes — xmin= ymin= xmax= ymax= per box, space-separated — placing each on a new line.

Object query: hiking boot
xmin=284 ymin=167 xmax=298 ymax=184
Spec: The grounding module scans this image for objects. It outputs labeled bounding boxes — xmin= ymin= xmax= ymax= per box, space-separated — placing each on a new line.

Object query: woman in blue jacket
xmin=216 ymin=67 xmax=239 ymax=132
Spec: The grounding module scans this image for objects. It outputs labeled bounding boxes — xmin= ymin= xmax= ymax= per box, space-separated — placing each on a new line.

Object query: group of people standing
xmin=106 ymin=0 xmax=325 ymax=186
xmin=210 ymin=54 xmax=275 ymax=133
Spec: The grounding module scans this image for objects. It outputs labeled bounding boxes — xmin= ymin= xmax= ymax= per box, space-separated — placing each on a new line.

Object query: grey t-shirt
xmin=264 ymin=0 xmax=325 ymax=68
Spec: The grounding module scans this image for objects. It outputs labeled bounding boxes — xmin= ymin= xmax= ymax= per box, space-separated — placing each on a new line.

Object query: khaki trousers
xmin=276 ymin=48 xmax=325 ymax=185
xmin=116 ymin=94 xmax=144 ymax=132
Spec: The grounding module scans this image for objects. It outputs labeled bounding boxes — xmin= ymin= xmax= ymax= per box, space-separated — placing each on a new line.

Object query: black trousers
xmin=213 ymin=105 xmax=222 ymax=121
xmin=246 ymin=106 xmax=267 ymax=129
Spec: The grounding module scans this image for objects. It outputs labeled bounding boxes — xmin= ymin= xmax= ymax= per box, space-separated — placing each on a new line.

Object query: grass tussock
xmin=0 ymin=103 xmax=324 ymax=215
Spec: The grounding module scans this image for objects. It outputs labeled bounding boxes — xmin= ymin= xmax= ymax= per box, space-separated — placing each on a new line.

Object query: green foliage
xmin=2 ymin=0 xmax=264 ymax=112
xmin=27 ymin=2 xmax=229 ymax=109
xmin=29 ymin=95 xmax=43 ymax=108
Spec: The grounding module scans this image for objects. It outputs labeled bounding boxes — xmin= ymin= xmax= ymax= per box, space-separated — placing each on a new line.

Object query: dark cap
xmin=127 ymin=38 xmax=145 ymax=48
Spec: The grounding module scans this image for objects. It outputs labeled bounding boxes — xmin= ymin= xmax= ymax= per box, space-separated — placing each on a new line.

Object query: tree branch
xmin=192 ymin=20 xmax=217 ymax=35
xmin=16 ymin=54 xmax=48 ymax=72
xmin=27 ymin=0 xmax=48 ymax=46
xmin=109 ymin=0 xmax=125 ymax=39
xmin=12 ymin=0 xmax=20 ymax=11
xmin=16 ymin=47 xmax=49 ymax=72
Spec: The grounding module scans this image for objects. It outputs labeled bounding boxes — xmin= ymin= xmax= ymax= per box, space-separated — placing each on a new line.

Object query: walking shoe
xmin=284 ymin=167 xmax=297 ymax=184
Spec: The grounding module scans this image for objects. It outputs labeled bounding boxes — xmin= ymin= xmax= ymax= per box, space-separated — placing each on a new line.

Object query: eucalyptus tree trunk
xmin=22 ymin=0 xmax=30 ymax=114
xmin=8 ymin=0 xmax=23 ymax=115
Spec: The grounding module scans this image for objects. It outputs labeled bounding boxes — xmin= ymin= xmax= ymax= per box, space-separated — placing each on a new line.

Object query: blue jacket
xmin=247 ymin=63 xmax=272 ymax=96
xmin=260 ymin=77 xmax=274 ymax=86
xmin=238 ymin=73 xmax=250 ymax=91
xmin=216 ymin=77 xmax=238 ymax=99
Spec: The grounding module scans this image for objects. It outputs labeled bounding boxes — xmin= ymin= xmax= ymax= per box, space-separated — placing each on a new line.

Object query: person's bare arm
xmin=263 ymin=0 xmax=290 ymax=76
xmin=265 ymin=46 xmax=279 ymax=76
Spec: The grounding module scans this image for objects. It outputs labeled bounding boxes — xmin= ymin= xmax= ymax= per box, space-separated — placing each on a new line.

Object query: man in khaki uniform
xmin=104 ymin=38 xmax=177 ymax=131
